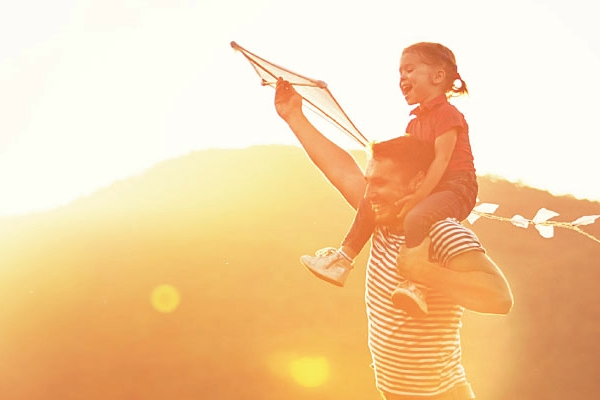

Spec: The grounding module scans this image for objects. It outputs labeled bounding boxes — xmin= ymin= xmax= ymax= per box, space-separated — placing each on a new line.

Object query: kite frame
xmin=231 ymin=41 xmax=369 ymax=147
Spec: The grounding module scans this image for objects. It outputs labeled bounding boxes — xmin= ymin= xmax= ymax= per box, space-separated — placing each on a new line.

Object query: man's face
xmin=364 ymin=157 xmax=416 ymax=227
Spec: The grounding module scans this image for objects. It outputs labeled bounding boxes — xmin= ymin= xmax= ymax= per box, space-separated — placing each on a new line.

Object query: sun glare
xmin=268 ymin=352 xmax=331 ymax=388
xmin=150 ymin=284 xmax=181 ymax=313
xmin=288 ymin=356 xmax=330 ymax=388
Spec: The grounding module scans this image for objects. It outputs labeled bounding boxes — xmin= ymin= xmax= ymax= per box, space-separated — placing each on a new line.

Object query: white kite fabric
xmin=232 ymin=41 xmax=600 ymax=245
xmin=231 ymin=41 xmax=369 ymax=147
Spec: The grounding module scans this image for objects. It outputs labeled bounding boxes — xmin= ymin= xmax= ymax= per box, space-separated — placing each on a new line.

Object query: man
xmin=273 ymin=78 xmax=513 ymax=399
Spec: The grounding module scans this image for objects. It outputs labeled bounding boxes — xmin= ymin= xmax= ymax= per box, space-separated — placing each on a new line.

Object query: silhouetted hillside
xmin=0 ymin=145 xmax=599 ymax=400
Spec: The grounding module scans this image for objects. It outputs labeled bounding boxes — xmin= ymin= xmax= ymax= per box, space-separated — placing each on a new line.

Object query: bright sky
xmin=1 ymin=0 xmax=599 ymax=217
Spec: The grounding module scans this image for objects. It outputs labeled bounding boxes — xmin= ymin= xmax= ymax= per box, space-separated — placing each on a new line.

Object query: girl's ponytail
xmin=451 ymin=72 xmax=468 ymax=97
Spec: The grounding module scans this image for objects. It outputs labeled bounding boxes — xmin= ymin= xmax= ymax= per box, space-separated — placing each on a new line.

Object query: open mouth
xmin=401 ymin=83 xmax=412 ymax=97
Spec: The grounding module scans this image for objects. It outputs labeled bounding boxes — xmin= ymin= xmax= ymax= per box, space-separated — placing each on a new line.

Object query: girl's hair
xmin=402 ymin=42 xmax=468 ymax=97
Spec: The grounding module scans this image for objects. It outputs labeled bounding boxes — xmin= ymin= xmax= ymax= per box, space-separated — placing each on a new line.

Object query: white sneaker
xmin=300 ymin=247 xmax=353 ymax=287
xmin=391 ymin=280 xmax=428 ymax=318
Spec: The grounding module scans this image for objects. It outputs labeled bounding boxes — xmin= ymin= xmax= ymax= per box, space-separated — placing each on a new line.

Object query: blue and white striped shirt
xmin=365 ymin=218 xmax=484 ymax=396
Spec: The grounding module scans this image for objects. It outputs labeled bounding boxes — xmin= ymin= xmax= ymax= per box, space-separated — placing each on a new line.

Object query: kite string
xmin=470 ymin=210 xmax=600 ymax=245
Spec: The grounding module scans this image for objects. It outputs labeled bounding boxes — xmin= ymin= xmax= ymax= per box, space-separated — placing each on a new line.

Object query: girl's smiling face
xmin=399 ymin=52 xmax=446 ymax=106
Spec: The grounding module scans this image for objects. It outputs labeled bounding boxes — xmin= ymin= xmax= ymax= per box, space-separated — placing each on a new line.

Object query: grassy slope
xmin=0 ymin=145 xmax=598 ymax=400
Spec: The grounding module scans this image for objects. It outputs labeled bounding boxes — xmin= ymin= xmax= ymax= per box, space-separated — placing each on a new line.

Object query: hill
xmin=0 ymin=145 xmax=599 ymax=400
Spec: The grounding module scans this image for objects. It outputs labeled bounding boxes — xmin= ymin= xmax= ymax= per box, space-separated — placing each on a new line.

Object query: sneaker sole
xmin=391 ymin=289 xmax=428 ymax=318
xmin=300 ymin=260 xmax=346 ymax=287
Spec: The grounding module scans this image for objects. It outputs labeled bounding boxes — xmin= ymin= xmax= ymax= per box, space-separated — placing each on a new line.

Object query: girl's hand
xmin=396 ymin=238 xmax=434 ymax=284
xmin=275 ymin=78 xmax=303 ymax=121
xmin=395 ymin=193 xmax=422 ymax=221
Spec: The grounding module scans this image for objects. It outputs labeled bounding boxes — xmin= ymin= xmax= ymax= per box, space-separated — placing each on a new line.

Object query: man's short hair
xmin=369 ymin=135 xmax=435 ymax=182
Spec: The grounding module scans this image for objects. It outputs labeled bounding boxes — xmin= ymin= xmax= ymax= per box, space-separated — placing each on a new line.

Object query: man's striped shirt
xmin=365 ymin=218 xmax=484 ymax=396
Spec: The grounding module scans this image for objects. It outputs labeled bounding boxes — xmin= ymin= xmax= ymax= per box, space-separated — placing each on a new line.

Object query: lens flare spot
xmin=151 ymin=284 xmax=180 ymax=313
xmin=288 ymin=356 xmax=330 ymax=388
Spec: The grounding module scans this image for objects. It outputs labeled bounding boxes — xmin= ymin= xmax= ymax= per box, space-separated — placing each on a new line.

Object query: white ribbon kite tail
xmin=231 ymin=41 xmax=369 ymax=147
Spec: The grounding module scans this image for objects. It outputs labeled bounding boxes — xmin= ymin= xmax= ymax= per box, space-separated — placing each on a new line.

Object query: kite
xmin=230 ymin=41 xmax=369 ymax=147
xmin=231 ymin=41 xmax=600 ymax=244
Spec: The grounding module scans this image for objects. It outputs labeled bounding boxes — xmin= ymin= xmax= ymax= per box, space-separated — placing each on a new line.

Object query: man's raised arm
xmin=274 ymin=79 xmax=366 ymax=210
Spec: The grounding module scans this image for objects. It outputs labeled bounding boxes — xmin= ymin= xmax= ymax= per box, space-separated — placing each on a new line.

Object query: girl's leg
xmin=403 ymin=170 xmax=478 ymax=248
xmin=300 ymin=197 xmax=374 ymax=287
xmin=403 ymin=189 xmax=475 ymax=248
xmin=340 ymin=196 xmax=376 ymax=258
xmin=392 ymin=173 xmax=477 ymax=316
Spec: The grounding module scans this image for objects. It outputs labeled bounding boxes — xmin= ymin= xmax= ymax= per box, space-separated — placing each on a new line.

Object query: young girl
xmin=302 ymin=42 xmax=478 ymax=317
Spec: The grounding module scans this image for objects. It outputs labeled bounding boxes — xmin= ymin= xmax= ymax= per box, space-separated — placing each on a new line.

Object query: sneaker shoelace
xmin=314 ymin=247 xmax=339 ymax=257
